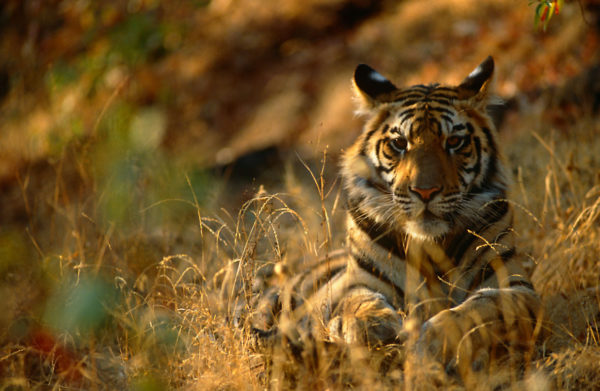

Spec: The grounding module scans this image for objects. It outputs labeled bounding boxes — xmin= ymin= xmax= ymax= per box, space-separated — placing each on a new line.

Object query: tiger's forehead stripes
xmin=392 ymin=84 xmax=459 ymax=106
xmin=390 ymin=105 xmax=457 ymax=140
xmin=377 ymin=86 xmax=467 ymax=141
xmin=388 ymin=126 xmax=401 ymax=136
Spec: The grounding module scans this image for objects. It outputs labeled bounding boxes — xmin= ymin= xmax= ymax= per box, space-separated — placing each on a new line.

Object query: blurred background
xmin=1 ymin=0 xmax=599 ymax=389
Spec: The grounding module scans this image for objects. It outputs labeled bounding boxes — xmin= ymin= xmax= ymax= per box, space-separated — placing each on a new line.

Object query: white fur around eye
xmin=389 ymin=137 xmax=408 ymax=154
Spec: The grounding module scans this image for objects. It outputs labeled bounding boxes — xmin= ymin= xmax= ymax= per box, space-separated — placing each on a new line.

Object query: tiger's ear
xmin=353 ymin=64 xmax=397 ymax=113
xmin=457 ymin=56 xmax=494 ymax=101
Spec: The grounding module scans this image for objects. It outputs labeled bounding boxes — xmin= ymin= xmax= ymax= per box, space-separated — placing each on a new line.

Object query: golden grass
xmin=10 ymin=108 xmax=600 ymax=391
xmin=1 ymin=104 xmax=600 ymax=390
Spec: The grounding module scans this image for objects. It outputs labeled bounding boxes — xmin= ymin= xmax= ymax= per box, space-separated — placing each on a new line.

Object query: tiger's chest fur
xmin=247 ymin=57 xmax=541 ymax=380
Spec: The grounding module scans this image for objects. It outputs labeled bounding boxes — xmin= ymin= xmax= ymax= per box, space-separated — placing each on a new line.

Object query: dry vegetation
xmin=1 ymin=0 xmax=600 ymax=389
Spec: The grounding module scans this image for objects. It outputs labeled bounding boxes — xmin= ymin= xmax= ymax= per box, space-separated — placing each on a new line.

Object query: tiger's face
xmin=342 ymin=57 xmax=509 ymax=241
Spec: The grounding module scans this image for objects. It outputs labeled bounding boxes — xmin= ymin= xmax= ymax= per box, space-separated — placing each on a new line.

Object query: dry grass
xmin=4 ymin=107 xmax=599 ymax=390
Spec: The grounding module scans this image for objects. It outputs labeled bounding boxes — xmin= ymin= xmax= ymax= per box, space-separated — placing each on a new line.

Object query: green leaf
xmin=543 ymin=2 xmax=555 ymax=31
xmin=534 ymin=3 xmax=544 ymax=29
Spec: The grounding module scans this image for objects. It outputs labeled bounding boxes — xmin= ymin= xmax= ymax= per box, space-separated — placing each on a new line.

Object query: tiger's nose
xmin=409 ymin=186 xmax=442 ymax=202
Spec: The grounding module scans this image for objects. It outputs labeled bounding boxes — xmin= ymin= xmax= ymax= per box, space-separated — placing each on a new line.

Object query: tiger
xmin=237 ymin=56 xmax=543 ymax=383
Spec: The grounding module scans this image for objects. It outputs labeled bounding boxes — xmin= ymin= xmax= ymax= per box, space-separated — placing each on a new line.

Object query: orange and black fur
xmin=244 ymin=57 xmax=542 ymax=381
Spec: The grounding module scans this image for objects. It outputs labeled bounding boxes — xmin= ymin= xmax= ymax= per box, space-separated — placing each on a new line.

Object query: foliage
xmin=532 ymin=0 xmax=565 ymax=31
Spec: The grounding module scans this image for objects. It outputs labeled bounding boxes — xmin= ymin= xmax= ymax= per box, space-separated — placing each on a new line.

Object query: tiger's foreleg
xmin=415 ymin=287 xmax=542 ymax=378
xmin=327 ymin=287 xmax=405 ymax=347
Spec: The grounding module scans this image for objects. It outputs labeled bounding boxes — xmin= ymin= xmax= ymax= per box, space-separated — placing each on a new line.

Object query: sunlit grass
xmin=2 ymin=104 xmax=599 ymax=390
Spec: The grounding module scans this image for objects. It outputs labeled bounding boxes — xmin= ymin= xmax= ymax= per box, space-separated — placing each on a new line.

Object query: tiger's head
xmin=342 ymin=57 xmax=510 ymax=241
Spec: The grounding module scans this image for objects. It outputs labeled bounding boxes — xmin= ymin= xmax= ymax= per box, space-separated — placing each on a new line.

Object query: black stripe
xmin=499 ymin=247 xmax=516 ymax=261
xmin=447 ymin=232 xmax=478 ymax=265
xmin=349 ymin=219 xmax=406 ymax=260
xmin=376 ymin=164 xmax=393 ymax=174
xmin=447 ymin=200 xmax=509 ymax=263
xmin=431 ymin=86 xmax=455 ymax=93
xmin=462 ymin=127 xmax=501 ymax=195
xmin=353 ymin=253 xmax=405 ymax=300
xmin=480 ymin=263 xmax=499 ymax=285
xmin=440 ymin=114 xmax=453 ymax=124
xmin=299 ymin=264 xmax=347 ymax=297
xmin=375 ymin=138 xmax=384 ymax=160
xmin=428 ymin=90 xmax=455 ymax=101
xmin=398 ymin=108 xmax=417 ymax=123
xmin=480 ymin=127 xmax=498 ymax=184
xmin=428 ymin=106 xmax=454 ymax=116
xmin=509 ymin=280 xmax=535 ymax=291
xmin=346 ymin=203 xmax=406 ymax=260
xmin=526 ymin=300 xmax=540 ymax=326
xmin=463 ymin=161 xmax=478 ymax=173
xmin=365 ymin=179 xmax=387 ymax=193
xmin=290 ymin=262 xmax=333 ymax=310
xmin=495 ymin=295 xmax=506 ymax=325
xmin=472 ymin=136 xmax=482 ymax=176
xmin=469 ymin=247 xmax=516 ymax=290
xmin=474 ymin=200 xmax=510 ymax=233
xmin=360 ymin=121 xmax=388 ymax=156
xmin=428 ymin=98 xmax=451 ymax=106
xmin=429 ymin=92 xmax=455 ymax=100
xmin=481 ymin=127 xmax=497 ymax=154
xmin=360 ymin=131 xmax=376 ymax=156
xmin=428 ymin=117 xmax=442 ymax=136
xmin=423 ymin=253 xmax=452 ymax=295
xmin=361 ymin=124 xmax=388 ymax=155
xmin=485 ymin=200 xmax=510 ymax=226
xmin=408 ymin=84 xmax=435 ymax=91
xmin=466 ymin=122 xmax=475 ymax=134
xmin=290 ymin=293 xmax=298 ymax=311
xmin=381 ymin=147 xmax=394 ymax=161
xmin=399 ymin=93 xmax=427 ymax=100
xmin=251 ymin=326 xmax=278 ymax=339
xmin=401 ymin=99 xmax=422 ymax=107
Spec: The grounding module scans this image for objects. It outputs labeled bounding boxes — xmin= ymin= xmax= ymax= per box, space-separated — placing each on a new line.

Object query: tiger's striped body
xmin=249 ymin=57 xmax=541 ymax=379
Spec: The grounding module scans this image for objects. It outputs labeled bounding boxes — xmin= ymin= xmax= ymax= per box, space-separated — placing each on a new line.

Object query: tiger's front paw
xmin=414 ymin=288 xmax=540 ymax=378
xmin=415 ymin=309 xmax=487 ymax=375
xmin=327 ymin=291 xmax=404 ymax=347
xmin=328 ymin=313 xmax=403 ymax=347
xmin=405 ymin=312 xmax=491 ymax=390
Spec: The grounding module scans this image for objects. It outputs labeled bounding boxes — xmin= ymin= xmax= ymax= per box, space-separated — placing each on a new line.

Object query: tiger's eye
xmin=446 ymin=135 xmax=465 ymax=150
xmin=389 ymin=137 xmax=408 ymax=153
